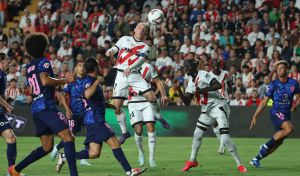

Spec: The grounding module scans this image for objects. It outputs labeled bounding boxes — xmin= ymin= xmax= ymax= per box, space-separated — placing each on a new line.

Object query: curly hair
xmin=24 ymin=33 xmax=49 ymax=58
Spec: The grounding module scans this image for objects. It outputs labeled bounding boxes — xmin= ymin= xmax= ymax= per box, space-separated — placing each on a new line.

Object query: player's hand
xmin=65 ymin=72 xmax=75 ymax=83
xmin=5 ymin=105 xmax=14 ymax=114
xmin=161 ymin=96 xmax=168 ymax=106
xmin=124 ymin=68 xmax=131 ymax=76
xmin=105 ymin=50 xmax=111 ymax=57
xmin=66 ymin=108 xmax=73 ymax=119
xmin=249 ymin=117 xmax=257 ymax=131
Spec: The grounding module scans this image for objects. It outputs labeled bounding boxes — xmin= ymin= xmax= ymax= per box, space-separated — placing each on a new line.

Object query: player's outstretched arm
xmin=84 ymin=78 xmax=101 ymax=99
xmin=177 ymin=87 xmax=194 ymax=106
xmin=197 ymin=78 xmax=222 ymax=94
xmin=291 ymin=94 xmax=300 ymax=112
xmin=40 ymin=72 xmax=74 ymax=86
xmin=250 ymin=96 xmax=269 ymax=130
xmin=105 ymin=46 xmax=118 ymax=57
xmin=57 ymin=91 xmax=72 ymax=119
xmin=153 ymin=77 xmax=168 ymax=106
xmin=0 ymin=96 xmax=13 ymax=113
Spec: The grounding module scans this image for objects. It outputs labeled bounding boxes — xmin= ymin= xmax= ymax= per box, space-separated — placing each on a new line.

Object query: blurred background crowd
xmin=0 ymin=0 xmax=299 ymax=106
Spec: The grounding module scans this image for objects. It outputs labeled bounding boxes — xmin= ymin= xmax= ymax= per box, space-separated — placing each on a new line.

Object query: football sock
xmin=134 ymin=133 xmax=144 ymax=154
xmin=112 ymin=148 xmax=132 ymax=172
xmin=15 ymin=146 xmax=49 ymax=172
xmin=255 ymin=137 xmax=275 ymax=160
xmin=7 ymin=143 xmax=17 ymax=167
xmin=221 ymin=134 xmax=242 ymax=166
xmin=213 ymin=126 xmax=221 ymax=142
xmin=64 ymin=141 xmax=78 ymax=176
xmin=76 ymin=149 xmax=89 ymax=159
xmin=56 ymin=140 xmax=64 ymax=150
xmin=190 ymin=127 xmax=204 ymax=161
xmin=116 ymin=109 xmax=128 ymax=134
xmin=148 ymin=132 xmax=156 ymax=161
xmin=155 ymin=112 xmax=162 ymax=120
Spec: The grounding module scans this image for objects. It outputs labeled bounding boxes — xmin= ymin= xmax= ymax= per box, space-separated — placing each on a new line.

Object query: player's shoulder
xmin=221 ymin=70 xmax=229 ymax=75
xmin=288 ymin=77 xmax=298 ymax=84
xmin=197 ymin=70 xmax=209 ymax=77
xmin=142 ymin=62 xmax=153 ymax=69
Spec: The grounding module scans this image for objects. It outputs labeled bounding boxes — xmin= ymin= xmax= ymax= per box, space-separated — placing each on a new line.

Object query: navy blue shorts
xmin=33 ymin=108 xmax=68 ymax=137
xmin=69 ymin=114 xmax=85 ymax=134
xmin=270 ymin=109 xmax=291 ymax=131
xmin=84 ymin=121 xmax=115 ymax=146
xmin=0 ymin=114 xmax=12 ymax=133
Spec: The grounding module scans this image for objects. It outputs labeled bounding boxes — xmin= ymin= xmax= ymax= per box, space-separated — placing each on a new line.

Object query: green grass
xmin=1 ymin=137 xmax=299 ymax=176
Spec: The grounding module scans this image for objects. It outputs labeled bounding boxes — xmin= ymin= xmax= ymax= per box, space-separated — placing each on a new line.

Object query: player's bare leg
xmin=2 ymin=129 xmax=18 ymax=176
xmin=145 ymin=122 xmax=157 ymax=167
xmin=251 ymin=121 xmax=293 ymax=168
xmin=134 ymin=123 xmax=145 ymax=166
xmin=114 ymin=99 xmax=131 ymax=144
xmin=142 ymin=91 xmax=161 ymax=116
xmin=154 ymin=100 xmax=170 ymax=129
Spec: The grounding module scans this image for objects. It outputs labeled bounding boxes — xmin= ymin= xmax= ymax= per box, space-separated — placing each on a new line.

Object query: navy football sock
xmin=64 ymin=142 xmax=78 ymax=176
xmin=265 ymin=137 xmax=276 ymax=148
xmin=7 ymin=143 xmax=17 ymax=167
xmin=112 ymin=148 xmax=132 ymax=172
xmin=56 ymin=140 xmax=64 ymax=150
xmin=76 ymin=149 xmax=89 ymax=159
xmin=15 ymin=146 xmax=48 ymax=172
xmin=255 ymin=138 xmax=276 ymax=160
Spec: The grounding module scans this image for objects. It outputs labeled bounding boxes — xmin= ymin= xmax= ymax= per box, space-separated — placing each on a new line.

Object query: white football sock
xmin=148 ymin=132 xmax=156 ymax=161
xmin=221 ymin=134 xmax=242 ymax=166
xmin=134 ymin=133 xmax=144 ymax=153
xmin=116 ymin=109 xmax=127 ymax=134
xmin=190 ymin=127 xmax=204 ymax=161
xmin=213 ymin=125 xmax=221 ymax=142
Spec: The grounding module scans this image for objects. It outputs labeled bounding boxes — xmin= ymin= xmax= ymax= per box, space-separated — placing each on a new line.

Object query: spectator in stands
xmin=97 ymin=29 xmax=111 ymax=48
xmin=7 ymin=41 xmax=23 ymax=60
xmin=233 ymin=78 xmax=246 ymax=95
xmin=15 ymin=80 xmax=31 ymax=105
xmin=260 ymin=12 xmax=272 ymax=34
xmin=219 ymin=28 xmax=234 ymax=47
xmin=0 ymin=39 xmax=8 ymax=54
xmin=61 ymin=6 xmax=74 ymax=25
xmin=113 ymin=14 xmax=130 ymax=36
xmin=180 ymin=38 xmax=196 ymax=60
xmin=12 ymin=20 xmax=23 ymax=37
xmin=19 ymin=8 xmax=36 ymax=28
xmin=224 ymin=49 xmax=241 ymax=71
xmin=247 ymin=24 xmax=265 ymax=46
xmin=204 ymin=25 xmax=220 ymax=45
xmin=22 ymin=17 xmax=35 ymax=33
xmin=5 ymin=79 xmax=20 ymax=105
xmin=172 ymin=53 xmax=184 ymax=73
xmin=267 ymin=38 xmax=282 ymax=59
xmin=48 ymin=29 xmax=62 ymax=52
xmin=230 ymin=91 xmax=246 ymax=106
xmin=17 ymin=66 xmax=27 ymax=85
xmin=246 ymin=79 xmax=257 ymax=98
xmin=241 ymin=65 xmax=253 ymax=88
xmin=57 ymin=41 xmax=72 ymax=61
xmin=49 ymin=53 xmax=62 ymax=75
xmin=72 ymin=14 xmax=87 ymax=34
xmin=6 ymin=64 xmax=19 ymax=81
xmin=258 ymin=75 xmax=271 ymax=99
xmin=7 ymin=28 xmax=21 ymax=48
xmin=246 ymin=89 xmax=261 ymax=106
xmin=155 ymin=47 xmax=173 ymax=75
xmin=281 ymin=39 xmax=294 ymax=62
xmin=169 ymin=80 xmax=184 ymax=106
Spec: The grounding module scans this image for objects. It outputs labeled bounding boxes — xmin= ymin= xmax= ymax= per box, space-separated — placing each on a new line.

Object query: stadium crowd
xmin=0 ymin=0 xmax=299 ymax=106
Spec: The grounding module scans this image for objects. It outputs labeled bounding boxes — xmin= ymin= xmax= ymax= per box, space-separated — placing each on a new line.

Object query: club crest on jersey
xmin=43 ymin=63 xmax=50 ymax=68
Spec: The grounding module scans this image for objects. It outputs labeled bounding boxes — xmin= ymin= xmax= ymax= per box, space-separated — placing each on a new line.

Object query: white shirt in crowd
xmin=0 ymin=47 xmax=9 ymax=54
xmin=266 ymin=45 xmax=282 ymax=59
xmin=180 ymin=44 xmax=196 ymax=55
xmin=57 ymin=47 xmax=73 ymax=59
xmin=203 ymin=32 xmax=220 ymax=43
xmin=20 ymin=14 xmax=37 ymax=28
xmin=155 ymin=56 xmax=173 ymax=70
xmin=97 ymin=35 xmax=112 ymax=48
xmin=229 ymin=99 xmax=246 ymax=106
xmin=196 ymin=46 xmax=211 ymax=56
xmin=247 ymin=31 xmax=265 ymax=46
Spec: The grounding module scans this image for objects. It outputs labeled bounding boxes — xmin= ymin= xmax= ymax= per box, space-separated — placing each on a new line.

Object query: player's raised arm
xmin=196 ymin=78 xmax=222 ymax=94
xmin=84 ymin=78 xmax=101 ymax=99
xmin=153 ymin=77 xmax=168 ymax=106
xmin=57 ymin=90 xmax=72 ymax=119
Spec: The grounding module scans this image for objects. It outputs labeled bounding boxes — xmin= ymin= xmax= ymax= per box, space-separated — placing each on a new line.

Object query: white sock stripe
xmin=263 ymin=144 xmax=268 ymax=149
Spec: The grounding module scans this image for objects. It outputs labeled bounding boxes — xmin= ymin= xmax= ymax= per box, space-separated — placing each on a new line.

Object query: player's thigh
xmin=0 ymin=115 xmax=13 ymax=139
xmin=40 ymin=134 xmax=54 ymax=152
xmin=89 ymin=142 xmax=103 ymax=158
xmin=128 ymin=104 xmax=143 ymax=128
xmin=196 ymin=113 xmax=215 ymax=131
xmin=1 ymin=128 xmax=16 ymax=143
xmin=142 ymin=104 xmax=156 ymax=132
xmin=106 ymin=136 xmax=120 ymax=149
xmin=129 ymin=74 xmax=153 ymax=99
xmin=210 ymin=105 xmax=230 ymax=130
xmin=113 ymin=72 xmax=129 ymax=99
xmin=280 ymin=120 xmax=294 ymax=134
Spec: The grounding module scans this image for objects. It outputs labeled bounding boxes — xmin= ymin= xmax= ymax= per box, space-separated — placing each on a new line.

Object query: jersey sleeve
xmin=82 ymin=78 xmax=95 ymax=97
xmin=62 ymin=83 xmax=71 ymax=93
xmin=38 ymin=59 xmax=53 ymax=74
xmin=115 ymin=36 xmax=125 ymax=50
xmin=139 ymin=44 xmax=150 ymax=59
xmin=265 ymin=81 xmax=274 ymax=97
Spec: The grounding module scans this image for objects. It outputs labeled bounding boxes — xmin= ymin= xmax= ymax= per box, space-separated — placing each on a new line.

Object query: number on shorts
xmin=28 ymin=74 xmax=40 ymax=95
xmin=130 ymin=111 xmax=135 ymax=118
xmin=113 ymin=83 xmax=117 ymax=91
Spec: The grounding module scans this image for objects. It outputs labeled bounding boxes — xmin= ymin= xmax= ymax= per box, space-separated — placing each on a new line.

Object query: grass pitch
xmin=0 ymin=137 xmax=299 ymax=176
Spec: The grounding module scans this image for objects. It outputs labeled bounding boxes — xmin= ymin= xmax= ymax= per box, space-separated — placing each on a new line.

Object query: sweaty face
xmin=276 ymin=64 xmax=287 ymax=77
xmin=134 ymin=23 xmax=146 ymax=39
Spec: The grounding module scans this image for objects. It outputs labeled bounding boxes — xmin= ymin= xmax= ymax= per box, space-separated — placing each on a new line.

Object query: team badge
xmin=44 ymin=63 xmax=50 ymax=68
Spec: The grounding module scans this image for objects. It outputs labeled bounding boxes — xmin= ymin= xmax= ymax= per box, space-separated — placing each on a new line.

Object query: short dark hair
xmin=85 ymin=57 xmax=99 ymax=74
xmin=0 ymin=53 xmax=9 ymax=62
xmin=24 ymin=33 xmax=49 ymax=58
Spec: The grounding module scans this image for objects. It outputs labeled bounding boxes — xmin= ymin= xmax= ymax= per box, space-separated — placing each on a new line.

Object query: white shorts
xmin=113 ymin=71 xmax=152 ymax=99
xmin=128 ymin=101 xmax=155 ymax=127
xmin=196 ymin=101 xmax=230 ymax=131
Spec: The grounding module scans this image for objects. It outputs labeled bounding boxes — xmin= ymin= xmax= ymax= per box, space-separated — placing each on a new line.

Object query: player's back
xmin=26 ymin=58 xmax=56 ymax=113
xmin=63 ymin=77 xmax=87 ymax=115
xmin=267 ymin=78 xmax=300 ymax=112
xmin=83 ymin=75 xmax=106 ymax=123
xmin=115 ymin=36 xmax=150 ymax=71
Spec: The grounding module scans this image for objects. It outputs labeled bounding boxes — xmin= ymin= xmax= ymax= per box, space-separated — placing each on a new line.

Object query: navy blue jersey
xmin=26 ymin=58 xmax=56 ymax=113
xmin=0 ymin=70 xmax=7 ymax=115
xmin=63 ymin=77 xmax=88 ymax=115
xmin=265 ymin=78 xmax=300 ymax=112
xmin=82 ymin=75 xmax=106 ymax=124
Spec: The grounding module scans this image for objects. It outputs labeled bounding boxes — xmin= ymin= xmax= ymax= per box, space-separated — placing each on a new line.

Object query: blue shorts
xmin=84 ymin=121 xmax=115 ymax=146
xmin=69 ymin=112 xmax=85 ymax=134
xmin=33 ymin=108 xmax=68 ymax=137
xmin=270 ymin=109 xmax=291 ymax=131
xmin=0 ymin=114 xmax=12 ymax=133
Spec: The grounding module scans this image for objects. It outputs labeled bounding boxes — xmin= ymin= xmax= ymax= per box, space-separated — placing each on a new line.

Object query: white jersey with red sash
xmin=209 ymin=70 xmax=230 ymax=100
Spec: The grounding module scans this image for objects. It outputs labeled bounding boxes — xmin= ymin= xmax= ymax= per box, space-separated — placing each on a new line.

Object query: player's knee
xmin=89 ymin=150 xmax=100 ymax=159
xmin=5 ymin=134 xmax=16 ymax=143
xmin=285 ymin=126 xmax=294 ymax=136
xmin=62 ymin=134 xmax=74 ymax=142
xmin=42 ymin=145 xmax=53 ymax=153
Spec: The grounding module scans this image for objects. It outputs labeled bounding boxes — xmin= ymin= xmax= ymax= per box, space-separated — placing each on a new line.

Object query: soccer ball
xmin=148 ymin=9 xmax=164 ymax=25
